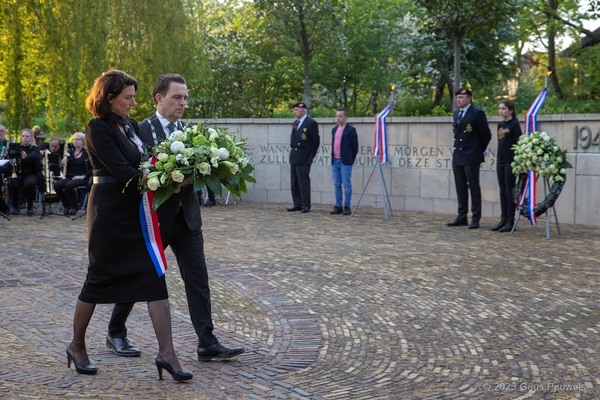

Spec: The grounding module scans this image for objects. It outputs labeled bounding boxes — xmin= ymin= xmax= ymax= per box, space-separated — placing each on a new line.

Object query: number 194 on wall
xmin=573 ymin=125 xmax=600 ymax=150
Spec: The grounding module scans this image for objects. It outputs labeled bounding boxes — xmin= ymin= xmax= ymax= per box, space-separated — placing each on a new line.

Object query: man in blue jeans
xmin=330 ymin=108 xmax=359 ymax=215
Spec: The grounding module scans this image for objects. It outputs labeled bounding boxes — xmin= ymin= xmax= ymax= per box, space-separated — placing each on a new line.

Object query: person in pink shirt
xmin=330 ymin=108 xmax=358 ymax=215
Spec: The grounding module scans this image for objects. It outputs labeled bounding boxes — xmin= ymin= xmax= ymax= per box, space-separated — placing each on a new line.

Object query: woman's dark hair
xmin=499 ymin=99 xmax=517 ymax=120
xmin=86 ymin=70 xmax=138 ymax=118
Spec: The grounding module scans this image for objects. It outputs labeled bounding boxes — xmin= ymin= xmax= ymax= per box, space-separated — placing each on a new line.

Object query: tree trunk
xmin=547 ymin=0 xmax=563 ymax=99
xmin=452 ymin=34 xmax=462 ymax=110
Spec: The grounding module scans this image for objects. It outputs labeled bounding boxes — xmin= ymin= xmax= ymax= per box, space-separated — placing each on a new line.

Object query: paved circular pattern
xmin=0 ymin=202 xmax=598 ymax=399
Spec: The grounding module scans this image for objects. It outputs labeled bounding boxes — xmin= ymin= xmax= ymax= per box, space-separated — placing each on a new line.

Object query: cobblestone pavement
xmin=0 ymin=202 xmax=599 ymax=400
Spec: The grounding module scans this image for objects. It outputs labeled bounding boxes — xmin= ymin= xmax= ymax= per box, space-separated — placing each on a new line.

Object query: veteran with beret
xmin=447 ymin=88 xmax=492 ymax=229
xmin=287 ymin=101 xmax=320 ymax=213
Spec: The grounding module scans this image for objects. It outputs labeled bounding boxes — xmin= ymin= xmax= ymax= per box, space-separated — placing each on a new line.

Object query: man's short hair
xmin=153 ymin=73 xmax=187 ymax=101
xmin=336 ymin=107 xmax=348 ymax=116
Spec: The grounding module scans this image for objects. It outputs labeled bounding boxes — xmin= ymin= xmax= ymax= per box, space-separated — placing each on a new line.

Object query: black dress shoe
xmin=468 ymin=221 xmax=480 ymax=229
xmin=490 ymin=220 xmax=505 ymax=231
xmin=300 ymin=206 xmax=310 ymax=213
xmin=286 ymin=206 xmax=301 ymax=212
xmin=330 ymin=206 xmax=343 ymax=215
xmin=447 ymin=218 xmax=468 ymax=226
xmin=498 ymin=223 xmax=513 ymax=232
xmin=106 ymin=335 xmax=141 ymax=357
xmin=204 ymin=200 xmax=216 ymax=207
xmin=342 ymin=206 xmax=351 ymax=216
xmin=197 ymin=342 xmax=245 ymax=361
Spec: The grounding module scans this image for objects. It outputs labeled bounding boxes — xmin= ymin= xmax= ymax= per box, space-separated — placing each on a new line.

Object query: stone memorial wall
xmin=189 ymin=114 xmax=600 ymax=226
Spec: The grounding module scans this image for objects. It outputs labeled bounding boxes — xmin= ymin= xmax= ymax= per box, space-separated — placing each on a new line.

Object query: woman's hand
xmin=139 ymin=171 xmax=149 ymax=189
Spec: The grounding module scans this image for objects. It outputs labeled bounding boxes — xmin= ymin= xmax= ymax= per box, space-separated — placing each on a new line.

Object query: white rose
xmin=182 ymin=148 xmax=194 ymax=158
xmin=198 ymin=162 xmax=211 ymax=175
xmin=210 ymin=147 xmax=220 ymax=159
xmin=170 ymin=130 xmax=186 ymax=141
xmin=229 ymin=164 xmax=239 ymax=174
xmin=170 ymin=141 xmax=185 ymax=154
xmin=218 ymin=147 xmax=229 ymax=160
xmin=208 ymin=128 xmax=218 ymax=141
xmin=239 ymin=158 xmax=248 ymax=168
xmin=175 ymin=153 xmax=189 ymax=165
xmin=157 ymin=152 xmax=169 ymax=162
xmin=147 ymin=177 xmax=160 ymax=191
xmin=171 ymin=169 xmax=185 ymax=183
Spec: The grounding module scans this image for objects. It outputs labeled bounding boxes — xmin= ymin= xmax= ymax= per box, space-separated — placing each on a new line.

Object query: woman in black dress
xmin=66 ymin=70 xmax=192 ymax=381
xmin=54 ymin=131 xmax=91 ymax=215
xmin=491 ymin=99 xmax=522 ymax=233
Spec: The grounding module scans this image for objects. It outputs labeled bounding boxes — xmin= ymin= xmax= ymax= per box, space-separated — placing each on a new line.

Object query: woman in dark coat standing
xmin=491 ymin=99 xmax=522 ymax=233
xmin=66 ymin=70 xmax=191 ymax=381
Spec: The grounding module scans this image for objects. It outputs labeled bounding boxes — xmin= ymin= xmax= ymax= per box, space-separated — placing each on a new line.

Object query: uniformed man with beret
xmin=287 ymin=102 xmax=320 ymax=213
xmin=447 ymin=88 xmax=491 ymax=229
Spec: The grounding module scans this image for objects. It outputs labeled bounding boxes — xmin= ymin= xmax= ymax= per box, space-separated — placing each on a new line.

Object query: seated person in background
xmin=7 ymin=128 xmax=42 ymax=216
xmin=47 ymin=137 xmax=63 ymax=177
xmin=54 ymin=132 xmax=91 ymax=216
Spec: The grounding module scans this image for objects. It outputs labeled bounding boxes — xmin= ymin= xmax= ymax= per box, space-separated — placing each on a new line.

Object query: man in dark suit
xmin=329 ymin=108 xmax=358 ymax=216
xmin=106 ymin=73 xmax=245 ymax=361
xmin=447 ymin=88 xmax=492 ymax=229
xmin=287 ymin=101 xmax=320 ymax=213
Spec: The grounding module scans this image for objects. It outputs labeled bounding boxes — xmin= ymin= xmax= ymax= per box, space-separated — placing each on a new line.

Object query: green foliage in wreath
xmin=511 ymin=131 xmax=572 ymax=183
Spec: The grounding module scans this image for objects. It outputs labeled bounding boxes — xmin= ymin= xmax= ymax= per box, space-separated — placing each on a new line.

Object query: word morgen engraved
xmin=257 ymin=144 xmax=497 ymax=170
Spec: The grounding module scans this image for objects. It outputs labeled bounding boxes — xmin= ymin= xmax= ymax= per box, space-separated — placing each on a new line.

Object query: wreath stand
xmin=511 ymin=176 xmax=562 ymax=240
xmin=352 ymin=159 xmax=393 ymax=220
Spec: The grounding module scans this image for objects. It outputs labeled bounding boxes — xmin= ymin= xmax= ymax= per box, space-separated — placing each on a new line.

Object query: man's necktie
xmin=166 ymin=122 xmax=176 ymax=135
xmin=457 ymin=110 xmax=464 ymax=121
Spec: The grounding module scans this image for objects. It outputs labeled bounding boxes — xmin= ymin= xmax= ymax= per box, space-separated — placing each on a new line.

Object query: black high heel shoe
xmin=66 ymin=345 xmax=98 ymax=375
xmin=155 ymin=354 xmax=193 ymax=381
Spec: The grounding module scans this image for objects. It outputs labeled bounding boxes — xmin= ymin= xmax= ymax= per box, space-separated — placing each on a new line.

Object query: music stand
xmin=0 ymin=209 xmax=10 ymax=221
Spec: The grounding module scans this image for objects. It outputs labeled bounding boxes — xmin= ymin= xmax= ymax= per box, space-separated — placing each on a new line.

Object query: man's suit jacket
xmin=452 ymin=105 xmax=492 ymax=166
xmin=138 ymin=114 xmax=201 ymax=232
xmin=289 ymin=117 xmax=320 ymax=165
xmin=331 ymin=124 xmax=358 ymax=166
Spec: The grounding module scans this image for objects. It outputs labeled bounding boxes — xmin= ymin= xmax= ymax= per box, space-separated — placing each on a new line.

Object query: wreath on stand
xmin=511 ymin=131 xmax=572 ymax=218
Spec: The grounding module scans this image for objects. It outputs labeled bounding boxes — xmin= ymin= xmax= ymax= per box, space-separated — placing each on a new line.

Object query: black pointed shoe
xmin=66 ymin=345 xmax=97 ymax=375
xmin=155 ymin=354 xmax=193 ymax=381
xmin=490 ymin=220 xmax=505 ymax=231
xmin=498 ymin=223 xmax=514 ymax=233
xmin=447 ymin=218 xmax=468 ymax=226
xmin=197 ymin=342 xmax=245 ymax=361
xmin=106 ymin=335 xmax=141 ymax=357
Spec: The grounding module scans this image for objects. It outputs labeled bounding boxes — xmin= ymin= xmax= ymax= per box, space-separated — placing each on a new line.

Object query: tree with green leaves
xmin=254 ymin=0 xmax=342 ymax=109
xmin=415 ymin=0 xmax=517 ymax=108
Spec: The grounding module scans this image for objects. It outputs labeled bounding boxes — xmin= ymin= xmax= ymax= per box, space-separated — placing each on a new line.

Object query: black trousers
xmin=290 ymin=163 xmax=312 ymax=208
xmin=452 ymin=164 xmax=482 ymax=222
xmin=496 ymin=162 xmax=516 ymax=222
xmin=55 ymin=177 xmax=88 ymax=209
xmin=8 ymin=173 xmax=38 ymax=209
xmin=109 ymin=208 xmax=217 ymax=347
